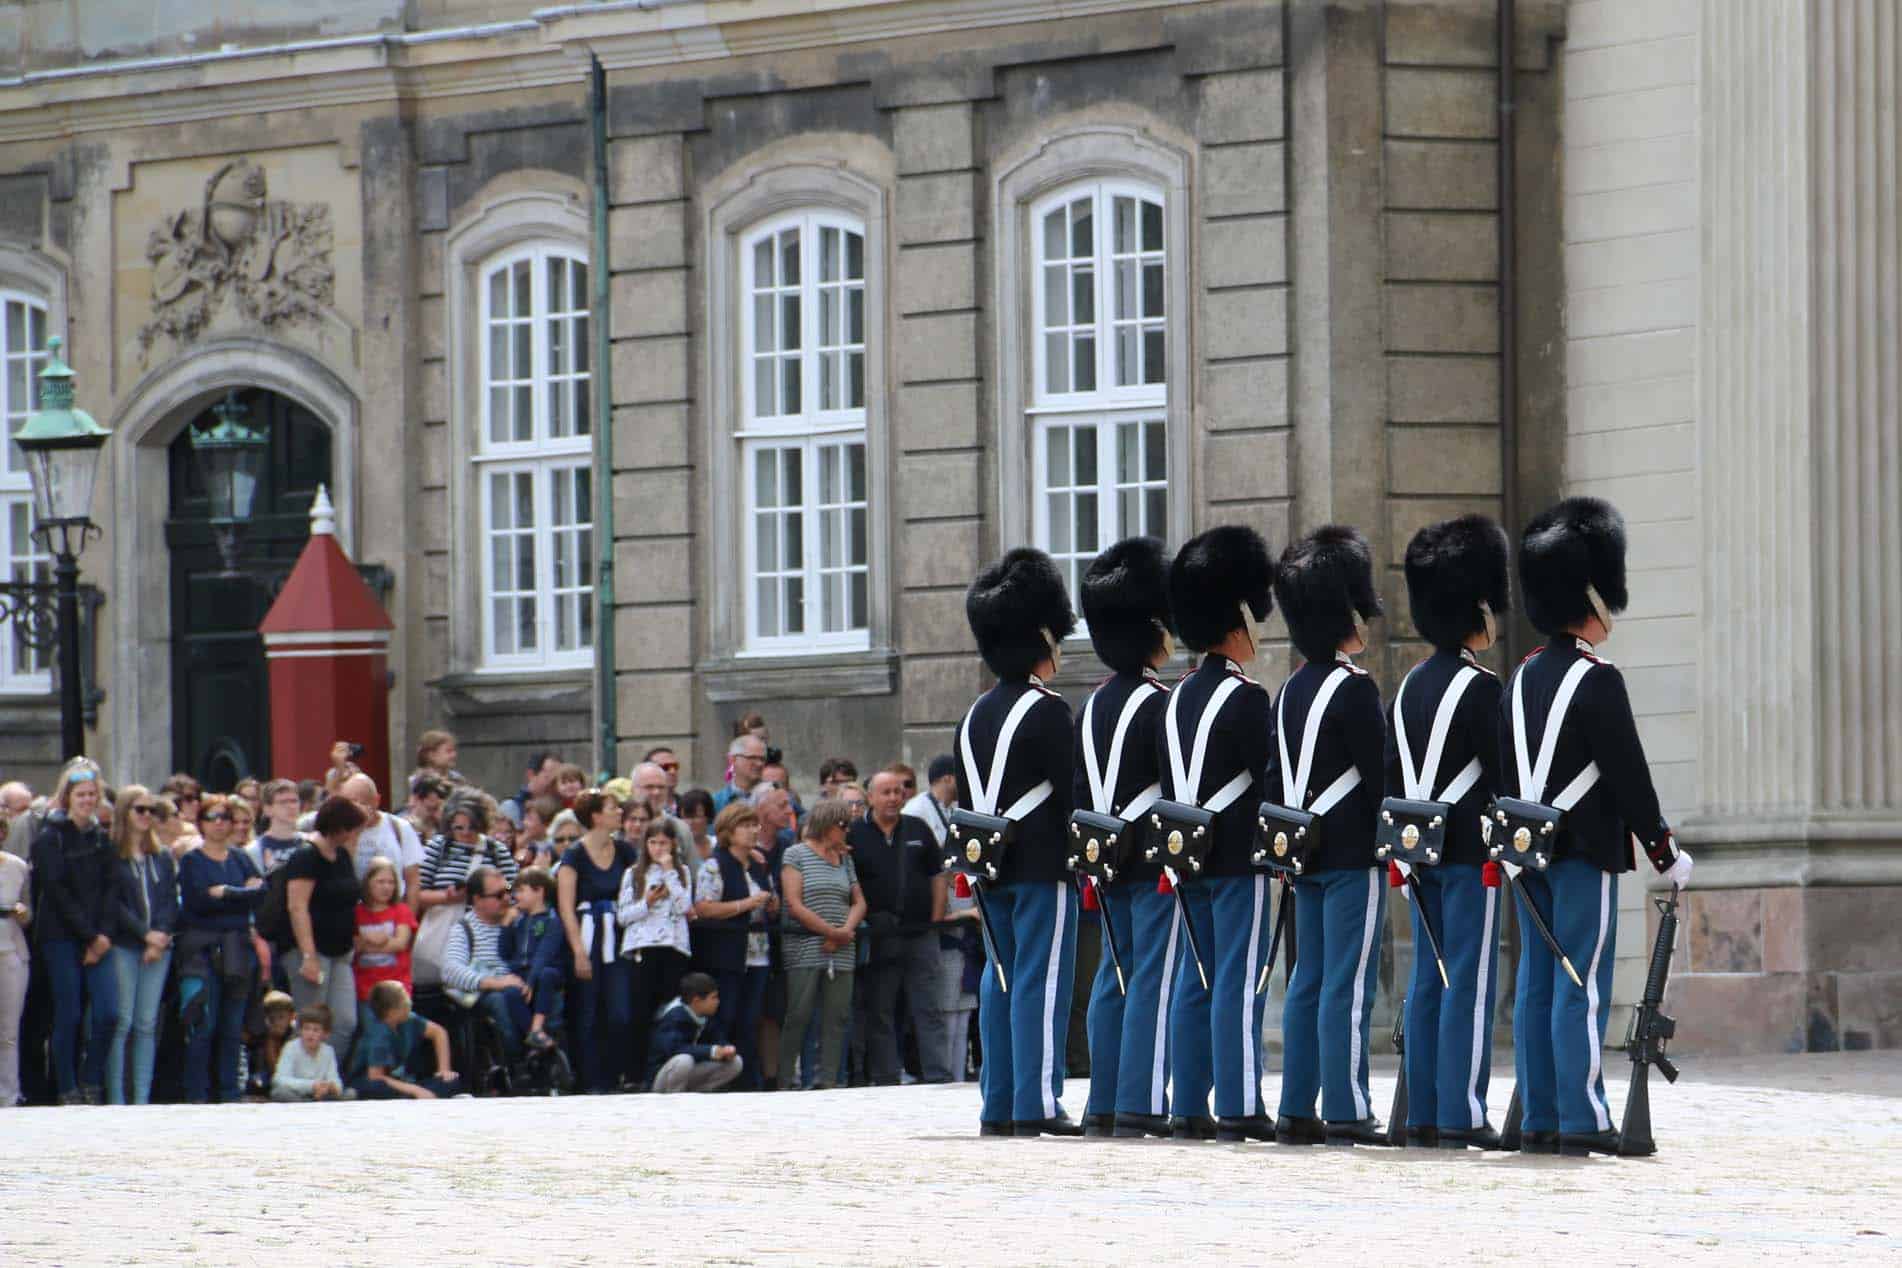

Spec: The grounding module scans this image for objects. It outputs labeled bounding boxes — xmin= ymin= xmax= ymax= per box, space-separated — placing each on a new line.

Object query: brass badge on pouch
xmin=1401 ymin=823 xmax=1421 ymax=850
xmin=1167 ymin=830 xmax=1184 ymax=856
xmin=1084 ymin=838 xmax=1101 ymax=864
xmin=1273 ymin=831 xmax=1289 ymax=858
xmin=1512 ymin=826 xmax=1532 ymax=854
xmin=965 ymin=839 xmax=983 ymax=863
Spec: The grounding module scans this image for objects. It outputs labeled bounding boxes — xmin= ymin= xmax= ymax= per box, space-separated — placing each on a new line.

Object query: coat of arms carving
xmin=138 ymin=158 xmax=335 ymax=352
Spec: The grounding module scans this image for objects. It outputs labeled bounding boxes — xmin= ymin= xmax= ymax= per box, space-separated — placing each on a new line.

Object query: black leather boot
xmin=1113 ymin=1112 xmax=1173 ymax=1138
xmin=1324 ymin=1117 xmax=1390 ymax=1146
xmin=1438 ymin=1124 xmax=1506 ymax=1151
xmin=1274 ymin=1114 xmax=1326 ymax=1146
xmin=1558 ymin=1129 xmax=1622 ymax=1157
xmin=1081 ymin=1111 xmax=1117 ymax=1137
xmin=1520 ymin=1130 xmax=1560 ymax=1155
xmin=1170 ymin=1114 xmax=1217 ymax=1141
xmin=1015 ymin=1111 xmax=1084 ymax=1137
xmin=980 ymin=1120 xmax=1013 ymax=1138
xmin=1215 ymin=1114 xmax=1275 ymax=1142
xmin=1405 ymin=1124 xmax=1440 ymax=1148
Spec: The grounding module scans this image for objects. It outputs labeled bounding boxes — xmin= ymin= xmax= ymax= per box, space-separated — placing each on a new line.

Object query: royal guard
xmin=1067 ymin=538 xmax=1176 ymax=1139
xmin=953 ymin=548 xmax=1082 ymax=1137
xmin=1153 ymin=526 xmax=1276 ymax=1142
xmin=1499 ymin=498 xmax=1693 ymax=1156
xmin=1383 ymin=516 xmax=1510 ymax=1149
xmin=1265 ymin=525 xmax=1389 ymax=1146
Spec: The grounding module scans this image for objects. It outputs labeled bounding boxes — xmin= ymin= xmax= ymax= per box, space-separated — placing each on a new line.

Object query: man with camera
xmin=848 ymin=770 xmax=948 ymax=1085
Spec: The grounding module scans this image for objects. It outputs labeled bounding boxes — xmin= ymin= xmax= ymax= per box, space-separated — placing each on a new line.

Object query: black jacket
xmin=645 ymin=998 xmax=722 ymax=1081
xmin=1265 ymin=654 xmax=1386 ymax=873
xmin=954 ymin=678 xmax=1075 ymax=886
xmin=1073 ymin=669 xmax=1171 ymax=884
xmin=111 ymin=850 xmax=181 ymax=949
xmin=1157 ymin=655 xmax=1274 ymax=878
xmin=1384 ymin=648 xmax=1504 ymax=867
xmin=1499 ymin=635 xmax=1671 ymax=874
xmin=31 ymin=811 xmax=122 ymax=945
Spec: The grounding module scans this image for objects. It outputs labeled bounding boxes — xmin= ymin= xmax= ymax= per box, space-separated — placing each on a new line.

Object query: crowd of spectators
xmin=0 ymin=714 xmax=993 ymax=1107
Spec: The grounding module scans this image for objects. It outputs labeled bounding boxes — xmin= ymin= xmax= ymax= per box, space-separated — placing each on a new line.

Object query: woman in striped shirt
xmin=776 ymin=799 xmax=865 ymax=1091
xmin=418 ymin=791 xmax=518 ymax=901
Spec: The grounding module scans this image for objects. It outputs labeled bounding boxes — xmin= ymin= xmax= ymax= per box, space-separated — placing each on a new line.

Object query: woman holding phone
xmin=617 ymin=819 xmax=695 ymax=1085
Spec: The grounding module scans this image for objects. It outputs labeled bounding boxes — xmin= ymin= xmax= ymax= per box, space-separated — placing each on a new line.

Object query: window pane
xmin=820 ymin=504 xmax=838 ymax=570
xmin=491 ymin=601 xmax=514 ymax=654
xmin=513 ymin=386 xmax=532 ymax=442
xmin=548 ymin=258 xmax=566 ymax=311
xmin=573 ymin=262 xmax=589 ymax=308
xmin=1142 ymin=200 xmax=1163 ymax=252
xmin=575 ymin=315 xmax=590 ymax=373
xmin=1115 ymin=260 xmax=1135 ymax=321
xmin=781 ymin=230 xmax=800 ymax=285
xmin=758 ymin=578 xmax=779 ymax=637
xmin=575 ymin=379 xmax=591 ymax=435
xmin=512 ymin=259 xmax=531 ymax=315
xmin=512 ymin=323 xmax=531 ymax=383
xmin=487 ymin=387 xmax=508 ymax=446
xmin=821 ymin=226 xmax=840 ymax=283
xmin=755 ymin=448 xmax=778 ymax=509
xmin=1046 ymin=425 xmax=1070 ymax=485
xmin=784 ymin=509 xmax=802 ymax=569
xmin=820 ymin=351 xmax=838 ymax=412
xmin=849 ymin=505 xmax=867 ymax=565
xmin=1118 ymin=421 xmax=1140 ymax=484
xmin=1074 ymin=336 xmax=1095 ymax=392
xmin=846 ymin=232 xmax=864 ymax=279
xmin=819 ymin=443 xmax=840 ymax=505
xmin=820 ymin=289 xmax=839 ymax=350
xmin=780 ymin=295 xmax=801 ymax=351
xmin=1043 ymin=266 xmax=1067 ymax=327
xmin=488 ymin=269 xmax=506 ymax=316
xmin=847 ymin=353 xmax=864 ymax=409
xmin=782 ymin=357 xmax=801 ymax=416
xmin=850 ymin=571 xmax=868 ymax=629
xmin=489 ymin=473 xmax=513 ymax=528
xmin=1075 ymin=424 xmax=1098 ymax=485
xmin=753 ymin=293 xmax=774 ymax=354
xmin=754 ymin=358 xmax=774 ymax=418
xmin=754 ymin=237 xmax=774 ymax=287
xmin=1076 ymin=492 xmax=1099 ymax=552
xmin=784 ymin=446 xmax=802 ymax=503
xmin=1045 ymin=334 xmax=1069 ymax=394
xmin=1146 ymin=419 xmax=1167 ymax=478
xmin=1073 ymin=266 xmax=1094 ymax=325
xmin=846 ymin=288 xmax=864 ymax=344
xmin=487 ymin=325 xmax=507 ymax=380
xmin=847 ymin=442 xmax=866 ymax=503
xmin=1114 ymin=196 xmax=1136 ymax=254
xmin=757 ymin=514 xmax=778 ymax=571
xmin=1119 ymin=488 xmax=1139 ymax=537
xmin=1048 ymin=492 xmax=1071 ymax=553
xmin=1043 ymin=209 xmax=1065 ymax=261
xmin=786 ymin=576 xmax=804 ymax=634
xmin=1146 ymin=487 xmax=1167 ymax=536
xmin=1143 ymin=329 xmax=1166 ymax=385
xmin=514 ymin=472 xmax=536 ymax=529
xmin=1117 ymin=328 xmax=1138 ymax=388
xmin=1070 ymin=198 xmax=1092 ymax=257
xmin=548 ymin=380 xmax=567 ymax=436
xmin=1143 ymin=262 xmax=1165 ymax=318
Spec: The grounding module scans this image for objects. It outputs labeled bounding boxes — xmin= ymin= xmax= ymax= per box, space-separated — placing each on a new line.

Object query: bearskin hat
xmin=966 ymin=547 xmax=1077 ymax=680
xmin=1404 ymin=515 xmax=1511 ymax=651
xmin=1167 ymin=525 xmax=1274 ymax=653
xmin=1274 ymin=524 xmax=1383 ymax=665
xmin=1081 ymin=537 xmax=1173 ymax=675
xmin=1519 ymin=497 xmax=1628 ymax=635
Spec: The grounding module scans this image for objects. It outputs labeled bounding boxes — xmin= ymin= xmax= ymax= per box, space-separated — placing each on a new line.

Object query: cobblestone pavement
xmin=7 ymin=1052 xmax=1898 ymax=1265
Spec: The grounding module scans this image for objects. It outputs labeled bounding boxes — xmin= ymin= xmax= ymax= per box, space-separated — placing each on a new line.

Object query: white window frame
xmin=0 ymin=290 xmax=50 ymax=694
xmin=1025 ymin=179 xmax=1172 ymax=609
xmin=472 ymin=244 xmax=594 ymax=671
xmin=736 ymin=211 xmax=872 ymax=656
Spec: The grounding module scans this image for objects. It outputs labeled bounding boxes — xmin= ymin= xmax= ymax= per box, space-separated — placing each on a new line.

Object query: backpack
xmin=254 ymin=851 xmax=297 ymax=949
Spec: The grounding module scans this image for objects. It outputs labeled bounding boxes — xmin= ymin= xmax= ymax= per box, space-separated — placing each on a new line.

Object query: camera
xmin=346 ymin=742 xmax=365 ymax=760
xmin=765 ymin=745 xmax=783 ymax=766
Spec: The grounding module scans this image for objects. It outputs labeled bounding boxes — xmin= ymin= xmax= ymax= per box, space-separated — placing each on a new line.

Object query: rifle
xmin=1386 ymin=998 xmax=1410 ymax=1146
xmin=1618 ymin=885 xmax=1682 ymax=1156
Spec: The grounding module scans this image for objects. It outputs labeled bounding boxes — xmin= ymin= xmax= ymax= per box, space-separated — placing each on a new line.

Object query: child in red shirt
xmin=353 ymin=857 xmax=417 ymax=1016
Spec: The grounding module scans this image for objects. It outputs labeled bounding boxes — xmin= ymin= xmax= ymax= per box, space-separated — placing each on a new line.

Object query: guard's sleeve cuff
xmin=1641 ymin=826 xmax=1678 ymax=874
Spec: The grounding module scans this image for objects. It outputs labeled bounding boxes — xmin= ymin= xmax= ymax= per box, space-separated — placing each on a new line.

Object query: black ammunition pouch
xmin=1067 ymin=809 xmax=1141 ymax=884
xmin=1252 ymin=801 xmax=1319 ymax=875
xmin=1375 ymin=796 xmax=1451 ymax=868
xmin=945 ymin=808 xmax=1013 ymax=883
xmin=1484 ymin=796 xmax=1561 ymax=871
xmin=1142 ymin=800 xmax=1216 ymax=875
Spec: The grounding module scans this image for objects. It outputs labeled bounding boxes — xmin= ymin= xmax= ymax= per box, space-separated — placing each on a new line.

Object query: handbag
xmin=1375 ymin=664 xmax=1484 ymax=868
xmin=943 ymin=688 xmax=1055 ymax=883
xmin=1067 ymin=681 xmax=1165 ymax=884
xmin=1145 ymin=674 xmax=1254 ymax=877
xmin=1252 ymin=665 xmax=1361 ymax=876
xmin=411 ymin=902 xmax=463 ymax=989
xmin=1485 ymin=655 xmax=1602 ymax=873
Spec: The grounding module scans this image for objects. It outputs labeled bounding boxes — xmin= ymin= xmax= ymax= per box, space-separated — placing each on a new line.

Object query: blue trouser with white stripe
xmin=1513 ymin=858 xmax=1618 ymax=1136
xmin=1403 ymin=864 xmax=1502 ymax=1130
xmin=1112 ymin=884 xmax=1182 ymax=1117
xmin=1083 ymin=882 xmax=1133 ymax=1117
xmin=978 ymin=879 xmax=1078 ymax=1123
xmin=1279 ymin=867 xmax=1385 ymax=1123
xmin=1167 ymin=874 xmax=1273 ymax=1120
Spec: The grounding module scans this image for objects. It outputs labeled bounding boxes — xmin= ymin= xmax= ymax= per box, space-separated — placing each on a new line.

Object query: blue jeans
xmin=106 ymin=945 xmax=172 ymax=1105
xmin=182 ymin=967 xmax=249 ymax=1103
xmin=478 ymin=987 xmax=528 ymax=1062
xmin=712 ymin=965 xmax=769 ymax=1090
xmin=42 ymin=939 xmax=123 ymax=1096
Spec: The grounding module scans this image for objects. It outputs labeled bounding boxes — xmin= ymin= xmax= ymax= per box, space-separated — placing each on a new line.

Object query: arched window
xmin=1027 ymin=180 xmax=1171 ymax=602
xmin=0 ymin=292 xmax=50 ymax=691
xmin=474 ymin=245 xmax=593 ymax=669
xmin=738 ymin=211 xmax=870 ymax=652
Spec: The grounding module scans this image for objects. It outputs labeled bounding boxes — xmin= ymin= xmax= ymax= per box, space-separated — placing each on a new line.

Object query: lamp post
xmin=10 ymin=336 xmax=109 ymax=761
xmin=190 ymin=389 xmax=270 ymax=575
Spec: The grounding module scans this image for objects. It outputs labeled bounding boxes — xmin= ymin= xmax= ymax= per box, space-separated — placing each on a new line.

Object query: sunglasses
xmin=202 ymin=812 xmax=230 ymax=822
xmin=552 ymin=833 xmax=581 ymax=845
xmin=129 ymin=804 xmax=157 ymax=815
xmin=656 ymin=761 xmax=679 ymax=772
xmin=476 ymin=889 xmax=508 ymax=901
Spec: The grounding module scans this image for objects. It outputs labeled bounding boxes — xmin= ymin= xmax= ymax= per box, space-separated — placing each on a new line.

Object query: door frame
xmin=106 ymin=338 xmax=358 ymax=782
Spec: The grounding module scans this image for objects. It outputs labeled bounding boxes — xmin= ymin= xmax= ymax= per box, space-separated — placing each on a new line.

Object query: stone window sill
xmin=429 ymin=669 xmax=592 ymax=718
xmin=698 ymin=647 xmax=898 ymax=703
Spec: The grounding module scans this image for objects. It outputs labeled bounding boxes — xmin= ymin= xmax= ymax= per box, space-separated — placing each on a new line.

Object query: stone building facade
xmin=0 ymin=0 xmax=1893 ymax=1054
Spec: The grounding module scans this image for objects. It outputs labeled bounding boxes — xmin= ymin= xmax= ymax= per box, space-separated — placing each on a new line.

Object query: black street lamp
xmin=190 ymin=389 xmax=269 ymax=575
xmin=10 ymin=336 xmax=108 ymax=761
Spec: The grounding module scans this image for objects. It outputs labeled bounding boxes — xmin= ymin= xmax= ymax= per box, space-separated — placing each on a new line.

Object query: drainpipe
xmin=1497 ymin=0 xmax=1521 ymax=664
xmin=590 ymin=54 xmax=619 ymax=781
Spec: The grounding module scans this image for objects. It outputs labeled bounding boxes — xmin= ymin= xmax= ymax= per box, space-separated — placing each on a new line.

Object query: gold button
xmin=965 ymin=840 xmax=983 ymax=863
xmin=1166 ymin=830 xmax=1184 ymax=856
xmin=1512 ymin=826 xmax=1532 ymax=854
xmin=1273 ymin=831 xmax=1289 ymax=858
xmin=1085 ymin=838 xmax=1101 ymax=864
xmin=1400 ymin=823 xmax=1421 ymax=849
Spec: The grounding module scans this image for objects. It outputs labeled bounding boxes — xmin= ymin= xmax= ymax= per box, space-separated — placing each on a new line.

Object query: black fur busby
xmin=966 ymin=547 xmax=1077 ymax=680
xmin=1519 ymin=497 xmax=1628 ymax=635
xmin=1404 ymin=515 xmax=1511 ymax=651
xmin=1274 ymin=525 xmax=1383 ymax=664
xmin=1168 ymin=525 xmax=1274 ymax=653
xmin=1081 ymin=537 xmax=1173 ymax=675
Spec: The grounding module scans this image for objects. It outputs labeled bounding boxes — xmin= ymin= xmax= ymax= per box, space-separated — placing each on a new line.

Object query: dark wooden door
xmin=166 ymin=389 xmax=332 ymax=790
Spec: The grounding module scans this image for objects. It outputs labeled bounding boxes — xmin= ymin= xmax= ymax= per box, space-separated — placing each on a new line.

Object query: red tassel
xmin=1157 ymin=871 xmax=1173 ymax=895
xmin=1482 ymin=861 xmax=1502 ymax=889
xmin=1387 ymin=862 xmax=1406 ymax=889
xmin=954 ymin=872 xmax=972 ymax=899
xmin=1081 ymin=879 xmax=1100 ymax=911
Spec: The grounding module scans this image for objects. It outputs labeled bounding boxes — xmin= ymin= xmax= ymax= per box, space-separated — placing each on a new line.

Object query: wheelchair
xmin=417 ymin=985 xmax=575 ymax=1097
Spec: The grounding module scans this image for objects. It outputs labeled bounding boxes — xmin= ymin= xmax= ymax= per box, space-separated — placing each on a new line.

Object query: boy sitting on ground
xmin=271 ymin=1004 xmax=352 ymax=1101
xmin=646 ymin=972 xmax=744 ymax=1093
xmin=348 ymin=981 xmax=461 ymax=1100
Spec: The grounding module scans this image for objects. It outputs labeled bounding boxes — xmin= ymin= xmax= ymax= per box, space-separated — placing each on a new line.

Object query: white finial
xmin=310 ymin=484 xmax=336 ymax=537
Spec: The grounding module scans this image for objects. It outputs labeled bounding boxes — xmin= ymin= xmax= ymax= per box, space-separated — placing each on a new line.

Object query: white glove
xmin=1500 ymin=859 xmax=1523 ymax=881
xmin=1664 ymin=848 xmax=1694 ymax=890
